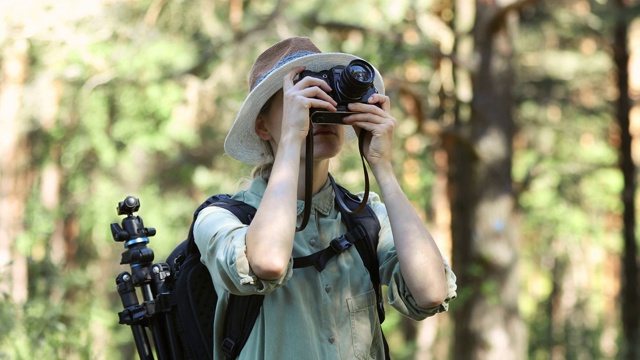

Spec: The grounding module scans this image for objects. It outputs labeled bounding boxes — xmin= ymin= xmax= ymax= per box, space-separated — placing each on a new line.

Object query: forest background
xmin=1 ymin=0 xmax=639 ymax=359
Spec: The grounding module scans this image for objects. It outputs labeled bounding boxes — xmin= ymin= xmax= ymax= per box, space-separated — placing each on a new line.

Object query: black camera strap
xmin=297 ymin=127 xmax=370 ymax=232
xmin=335 ymin=130 xmax=369 ymax=214
xmin=296 ymin=131 xmax=314 ymax=232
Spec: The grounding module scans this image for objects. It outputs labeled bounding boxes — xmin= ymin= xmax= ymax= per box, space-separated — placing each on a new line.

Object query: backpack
xmin=163 ymin=180 xmax=388 ymax=359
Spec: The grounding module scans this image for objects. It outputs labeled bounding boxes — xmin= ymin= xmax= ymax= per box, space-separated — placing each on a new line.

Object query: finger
xmin=343 ymin=111 xmax=396 ymax=131
xmin=343 ymin=113 xmax=386 ymax=128
xmin=284 ymin=66 xmax=306 ymax=90
xmin=297 ymin=86 xmax=338 ymax=107
xmin=368 ymin=94 xmax=391 ymax=112
xmin=303 ymin=97 xmax=339 ymax=111
xmin=346 ymin=102 xmax=388 ymax=118
xmin=295 ymin=75 xmax=334 ymax=94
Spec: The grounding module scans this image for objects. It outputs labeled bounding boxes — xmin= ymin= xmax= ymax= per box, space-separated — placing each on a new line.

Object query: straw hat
xmin=224 ymin=37 xmax=385 ymax=165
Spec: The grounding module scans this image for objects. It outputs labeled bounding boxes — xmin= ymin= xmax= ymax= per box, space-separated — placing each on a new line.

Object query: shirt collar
xmin=247 ymin=177 xmax=335 ymax=216
xmin=295 ymin=179 xmax=334 ymax=216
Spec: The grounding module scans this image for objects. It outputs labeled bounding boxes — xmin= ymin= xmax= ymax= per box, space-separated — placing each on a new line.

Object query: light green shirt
xmin=194 ymin=177 xmax=457 ymax=359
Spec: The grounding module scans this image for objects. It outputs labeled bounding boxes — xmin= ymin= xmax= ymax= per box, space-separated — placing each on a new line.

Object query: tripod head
xmin=111 ymin=196 xmax=157 ymax=265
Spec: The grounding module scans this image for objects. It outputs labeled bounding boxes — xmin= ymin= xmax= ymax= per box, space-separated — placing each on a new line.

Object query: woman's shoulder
xmin=344 ymin=189 xmax=387 ymax=222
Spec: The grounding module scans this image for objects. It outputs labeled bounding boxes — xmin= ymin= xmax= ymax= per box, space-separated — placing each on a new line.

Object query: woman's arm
xmin=343 ymin=95 xmax=448 ymax=308
xmin=371 ymin=165 xmax=448 ymax=308
xmin=245 ymin=67 xmax=337 ymax=280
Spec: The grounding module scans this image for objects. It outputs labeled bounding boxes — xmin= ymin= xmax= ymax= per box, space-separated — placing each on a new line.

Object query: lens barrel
xmin=336 ymin=59 xmax=375 ymax=101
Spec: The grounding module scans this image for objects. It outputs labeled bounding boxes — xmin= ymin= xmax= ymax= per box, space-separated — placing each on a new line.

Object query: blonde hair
xmin=250 ymin=93 xmax=277 ymax=180
xmin=250 ymin=139 xmax=274 ymax=180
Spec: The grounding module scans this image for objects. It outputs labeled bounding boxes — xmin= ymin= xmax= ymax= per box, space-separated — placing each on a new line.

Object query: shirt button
xmin=325 ymin=285 xmax=331 ymax=293
xmin=309 ymin=238 xmax=316 ymax=246
xmin=329 ymin=336 xmax=336 ymax=344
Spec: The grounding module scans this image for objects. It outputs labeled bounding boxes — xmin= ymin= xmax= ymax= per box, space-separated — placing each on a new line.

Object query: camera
xmin=300 ymin=59 xmax=378 ymax=125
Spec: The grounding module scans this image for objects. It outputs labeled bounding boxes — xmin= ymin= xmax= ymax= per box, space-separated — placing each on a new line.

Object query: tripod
xmin=111 ymin=196 xmax=181 ymax=360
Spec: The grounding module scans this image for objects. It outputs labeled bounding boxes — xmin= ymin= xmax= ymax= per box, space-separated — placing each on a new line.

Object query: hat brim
xmin=224 ymin=52 xmax=385 ymax=165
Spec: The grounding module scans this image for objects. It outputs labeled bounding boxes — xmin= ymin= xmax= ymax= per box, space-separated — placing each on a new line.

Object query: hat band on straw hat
xmin=253 ymin=50 xmax=316 ymax=90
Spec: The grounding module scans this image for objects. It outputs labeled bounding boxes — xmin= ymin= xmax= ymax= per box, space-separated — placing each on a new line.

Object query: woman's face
xmin=257 ymin=90 xmax=345 ymax=162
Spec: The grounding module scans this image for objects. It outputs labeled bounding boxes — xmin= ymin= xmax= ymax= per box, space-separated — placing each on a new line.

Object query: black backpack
xmin=164 ymin=181 xmax=388 ymax=359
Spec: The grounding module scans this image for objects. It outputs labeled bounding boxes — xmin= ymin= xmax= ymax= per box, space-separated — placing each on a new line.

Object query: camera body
xmin=300 ymin=59 xmax=378 ymax=125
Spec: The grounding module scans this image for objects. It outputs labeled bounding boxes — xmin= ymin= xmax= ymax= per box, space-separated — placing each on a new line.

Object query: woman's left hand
xmin=342 ymin=94 xmax=395 ymax=169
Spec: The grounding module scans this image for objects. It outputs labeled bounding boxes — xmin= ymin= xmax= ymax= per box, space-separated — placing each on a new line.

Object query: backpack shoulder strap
xmin=186 ymin=194 xmax=256 ymax=253
xmin=331 ymin=180 xmax=385 ymax=322
xmin=187 ymin=195 xmax=263 ymax=360
xmin=333 ymin=183 xmax=381 ymax=279
xmin=331 ymin=180 xmax=390 ymax=359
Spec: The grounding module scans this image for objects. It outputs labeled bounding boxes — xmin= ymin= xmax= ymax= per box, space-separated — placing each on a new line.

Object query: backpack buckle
xmin=330 ymin=235 xmax=352 ymax=254
xmin=221 ymin=338 xmax=237 ymax=358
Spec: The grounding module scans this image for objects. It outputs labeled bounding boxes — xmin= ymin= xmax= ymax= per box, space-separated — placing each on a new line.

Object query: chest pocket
xmin=347 ymin=289 xmax=382 ymax=360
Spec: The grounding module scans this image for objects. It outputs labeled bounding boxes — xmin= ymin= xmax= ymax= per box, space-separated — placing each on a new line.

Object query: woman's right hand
xmin=279 ymin=67 xmax=337 ymax=144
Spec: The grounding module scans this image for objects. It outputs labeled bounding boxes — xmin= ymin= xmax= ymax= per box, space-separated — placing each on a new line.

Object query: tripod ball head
xmin=118 ymin=196 xmax=141 ymax=216
xmin=111 ymin=196 xmax=156 ymax=245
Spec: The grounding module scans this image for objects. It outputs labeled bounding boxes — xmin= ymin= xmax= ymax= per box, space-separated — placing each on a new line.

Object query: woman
xmin=194 ymin=37 xmax=457 ymax=359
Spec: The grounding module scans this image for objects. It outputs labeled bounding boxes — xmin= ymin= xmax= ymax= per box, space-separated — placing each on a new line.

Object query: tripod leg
xmin=159 ymin=312 xmax=184 ymax=359
xmin=131 ymin=324 xmax=154 ymax=360
xmin=117 ymin=272 xmax=154 ymax=360
xmin=140 ymin=282 xmax=175 ymax=360
xmin=150 ymin=263 xmax=184 ymax=360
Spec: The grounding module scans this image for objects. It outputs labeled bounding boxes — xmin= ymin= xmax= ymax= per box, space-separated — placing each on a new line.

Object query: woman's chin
xmin=314 ymin=144 xmax=342 ymax=159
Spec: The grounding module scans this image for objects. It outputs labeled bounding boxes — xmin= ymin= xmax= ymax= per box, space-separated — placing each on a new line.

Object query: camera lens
xmin=336 ymin=59 xmax=375 ymax=101
xmin=348 ymin=64 xmax=372 ymax=82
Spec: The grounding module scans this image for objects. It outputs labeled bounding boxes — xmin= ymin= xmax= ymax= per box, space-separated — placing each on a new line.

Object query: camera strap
xmin=296 ymin=131 xmax=314 ymax=232
xmin=297 ymin=127 xmax=370 ymax=232
xmin=335 ymin=130 xmax=370 ymax=214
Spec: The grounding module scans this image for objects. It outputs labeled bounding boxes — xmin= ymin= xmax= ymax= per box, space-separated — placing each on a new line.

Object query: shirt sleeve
xmin=368 ymin=194 xmax=458 ymax=320
xmin=193 ymin=205 xmax=294 ymax=295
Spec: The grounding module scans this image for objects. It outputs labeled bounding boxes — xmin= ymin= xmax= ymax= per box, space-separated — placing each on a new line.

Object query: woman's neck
xmin=297 ymin=159 xmax=330 ymax=200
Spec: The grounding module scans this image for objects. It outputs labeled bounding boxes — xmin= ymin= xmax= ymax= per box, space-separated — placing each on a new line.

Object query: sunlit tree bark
xmin=0 ymin=37 xmax=31 ymax=303
xmin=449 ymin=1 xmax=527 ymax=359
xmin=613 ymin=1 xmax=639 ymax=358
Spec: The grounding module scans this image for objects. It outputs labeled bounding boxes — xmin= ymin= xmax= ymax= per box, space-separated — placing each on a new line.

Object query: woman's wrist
xmin=370 ymin=160 xmax=394 ymax=183
xmin=279 ymin=129 xmax=307 ymax=148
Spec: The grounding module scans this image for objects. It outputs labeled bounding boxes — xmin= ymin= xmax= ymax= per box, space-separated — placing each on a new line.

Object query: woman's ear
xmin=255 ymin=115 xmax=272 ymax=141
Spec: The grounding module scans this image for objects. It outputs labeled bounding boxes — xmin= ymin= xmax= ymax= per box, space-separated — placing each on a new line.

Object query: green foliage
xmin=514 ymin=1 xmax=630 ymax=359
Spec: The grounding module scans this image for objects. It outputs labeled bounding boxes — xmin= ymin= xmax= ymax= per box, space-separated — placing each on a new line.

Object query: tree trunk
xmin=0 ymin=37 xmax=31 ymax=303
xmin=613 ymin=1 xmax=639 ymax=358
xmin=449 ymin=1 xmax=526 ymax=359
